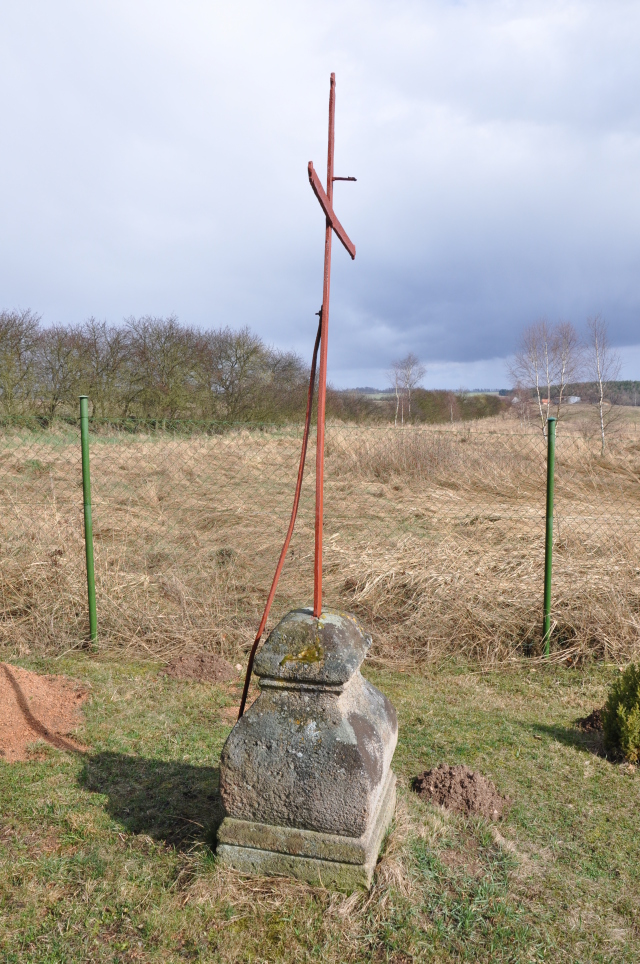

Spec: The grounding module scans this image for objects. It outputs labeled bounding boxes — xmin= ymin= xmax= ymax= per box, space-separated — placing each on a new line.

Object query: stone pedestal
xmin=217 ymin=608 xmax=398 ymax=890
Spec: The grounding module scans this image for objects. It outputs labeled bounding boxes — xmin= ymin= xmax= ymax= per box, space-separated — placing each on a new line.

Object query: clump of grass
xmin=603 ymin=662 xmax=640 ymax=761
xmin=21 ymin=458 xmax=49 ymax=476
xmin=337 ymin=530 xmax=640 ymax=664
xmin=327 ymin=424 xmax=544 ymax=495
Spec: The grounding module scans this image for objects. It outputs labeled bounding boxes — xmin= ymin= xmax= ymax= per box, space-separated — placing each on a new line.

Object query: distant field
xmin=538 ymin=401 xmax=640 ymax=435
xmin=0 ymin=416 xmax=638 ymax=665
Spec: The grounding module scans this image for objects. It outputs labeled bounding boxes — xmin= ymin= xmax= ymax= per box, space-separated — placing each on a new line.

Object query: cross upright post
xmin=308 ymin=72 xmax=356 ymax=618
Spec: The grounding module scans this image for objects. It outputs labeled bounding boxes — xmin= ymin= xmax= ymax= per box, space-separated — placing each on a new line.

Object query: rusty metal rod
xmin=238 ymin=315 xmax=322 ymax=719
xmin=239 ymin=72 xmax=356 ymax=716
xmin=313 ymin=72 xmax=336 ymax=619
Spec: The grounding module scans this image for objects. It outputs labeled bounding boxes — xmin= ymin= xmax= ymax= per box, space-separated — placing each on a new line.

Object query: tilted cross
xmin=236 ymin=73 xmax=356 ymax=719
xmin=308 ymin=72 xmax=356 ymax=618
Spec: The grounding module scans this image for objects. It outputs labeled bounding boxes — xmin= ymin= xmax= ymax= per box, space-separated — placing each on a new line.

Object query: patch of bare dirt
xmin=220 ymin=705 xmax=241 ymax=722
xmin=439 ymin=843 xmax=482 ymax=877
xmin=162 ymin=653 xmax=238 ymax=683
xmin=0 ymin=663 xmax=88 ymax=762
xmin=576 ymin=708 xmax=604 ymax=732
xmin=411 ymin=763 xmax=508 ymax=821
xmin=372 ymin=950 xmax=413 ymax=964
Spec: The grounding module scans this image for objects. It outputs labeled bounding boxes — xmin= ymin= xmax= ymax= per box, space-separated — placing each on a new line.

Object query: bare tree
xmin=35 ymin=325 xmax=86 ymax=419
xmin=585 ymin=315 xmax=621 ymax=456
xmin=509 ymin=320 xmax=554 ymax=434
xmin=509 ymin=319 xmax=582 ymax=434
xmin=510 ymin=382 xmax=534 ymax=427
xmin=79 ymin=318 xmax=130 ymax=417
xmin=124 ymin=316 xmax=199 ymax=418
xmin=553 ymin=321 xmax=583 ymax=417
xmin=400 ymin=352 xmax=426 ymax=417
xmin=263 ymin=347 xmax=308 ymax=419
xmin=447 ymin=390 xmax=456 ymax=423
xmin=388 ymin=352 xmax=426 ymax=426
xmin=0 ymin=309 xmax=40 ymax=415
xmin=388 ymin=360 xmax=402 ymax=427
xmin=196 ymin=326 xmax=269 ymax=420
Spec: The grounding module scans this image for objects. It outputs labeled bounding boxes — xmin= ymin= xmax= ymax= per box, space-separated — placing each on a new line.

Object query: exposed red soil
xmin=411 ymin=763 xmax=508 ymax=821
xmin=576 ymin=708 xmax=605 ymax=732
xmin=162 ymin=653 xmax=239 ymax=683
xmin=163 ymin=656 xmax=258 ymax=723
xmin=0 ymin=663 xmax=88 ymax=762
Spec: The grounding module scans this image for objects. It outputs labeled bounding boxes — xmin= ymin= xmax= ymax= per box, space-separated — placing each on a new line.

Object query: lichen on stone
xmin=280 ymin=640 xmax=324 ymax=666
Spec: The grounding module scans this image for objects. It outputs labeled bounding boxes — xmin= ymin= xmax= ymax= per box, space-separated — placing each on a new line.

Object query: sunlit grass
xmin=1 ymin=655 xmax=638 ymax=962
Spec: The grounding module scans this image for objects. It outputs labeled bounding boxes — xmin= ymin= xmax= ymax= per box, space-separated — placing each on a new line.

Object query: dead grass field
xmin=0 ymin=416 xmax=639 ymax=665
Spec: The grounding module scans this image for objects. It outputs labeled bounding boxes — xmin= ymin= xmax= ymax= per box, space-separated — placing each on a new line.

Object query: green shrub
xmin=603 ymin=663 xmax=640 ymax=762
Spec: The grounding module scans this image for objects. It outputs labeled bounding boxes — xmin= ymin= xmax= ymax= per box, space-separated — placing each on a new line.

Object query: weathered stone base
xmin=217 ymin=770 xmax=396 ymax=891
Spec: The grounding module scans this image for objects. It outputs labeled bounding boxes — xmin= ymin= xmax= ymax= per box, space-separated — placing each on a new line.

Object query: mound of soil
xmin=0 ymin=662 xmax=88 ymax=762
xmin=576 ymin=708 xmax=604 ymax=732
xmin=163 ymin=653 xmax=238 ymax=683
xmin=411 ymin=763 xmax=508 ymax=821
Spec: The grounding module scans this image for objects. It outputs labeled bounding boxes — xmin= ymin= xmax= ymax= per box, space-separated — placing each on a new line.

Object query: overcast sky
xmin=1 ymin=0 xmax=639 ymax=388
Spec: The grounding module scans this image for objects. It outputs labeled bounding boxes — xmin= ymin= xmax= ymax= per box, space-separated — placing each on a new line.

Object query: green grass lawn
xmin=1 ymin=657 xmax=638 ymax=963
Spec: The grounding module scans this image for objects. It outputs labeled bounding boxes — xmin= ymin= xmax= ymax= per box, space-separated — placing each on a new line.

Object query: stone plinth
xmin=217 ymin=608 xmax=398 ymax=890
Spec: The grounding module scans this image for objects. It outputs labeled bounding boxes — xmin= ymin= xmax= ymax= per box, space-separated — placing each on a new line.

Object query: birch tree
xmin=388 ymin=352 xmax=426 ymax=426
xmin=399 ymin=352 xmax=426 ymax=417
xmin=509 ymin=319 xmax=582 ymax=434
xmin=509 ymin=320 xmax=554 ymax=434
xmin=586 ymin=315 xmax=621 ymax=456
xmin=388 ymin=360 xmax=402 ymax=427
xmin=553 ymin=321 xmax=583 ymax=416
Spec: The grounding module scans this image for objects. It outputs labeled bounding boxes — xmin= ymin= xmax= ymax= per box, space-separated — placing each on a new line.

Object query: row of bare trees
xmin=0 ymin=311 xmax=310 ymax=422
xmin=509 ymin=316 xmax=622 ymax=454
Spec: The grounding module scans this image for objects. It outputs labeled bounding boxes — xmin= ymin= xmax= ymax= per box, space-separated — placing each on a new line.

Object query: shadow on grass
xmin=531 ymin=722 xmax=613 ymax=761
xmin=79 ymin=752 xmax=224 ymax=851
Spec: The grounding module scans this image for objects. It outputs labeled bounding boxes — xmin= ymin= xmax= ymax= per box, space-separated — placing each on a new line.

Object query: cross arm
xmin=308 ymin=162 xmax=356 ymax=260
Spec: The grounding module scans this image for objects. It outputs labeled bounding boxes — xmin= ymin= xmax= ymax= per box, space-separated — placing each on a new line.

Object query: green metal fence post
xmin=79 ymin=396 xmax=97 ymax=647
xmin=543 ymin=417 xmax=557 ymax=656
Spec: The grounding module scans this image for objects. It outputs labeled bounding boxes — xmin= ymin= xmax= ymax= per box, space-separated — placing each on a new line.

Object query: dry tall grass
xmin=0 ymin=419 xmax=638 ymax=664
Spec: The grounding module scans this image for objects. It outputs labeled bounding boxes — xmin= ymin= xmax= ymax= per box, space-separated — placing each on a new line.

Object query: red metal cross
xmin=309 ymin=72 xmax=356 ymax=618
xmin=236 ymin=73 xmax=356 ymax=719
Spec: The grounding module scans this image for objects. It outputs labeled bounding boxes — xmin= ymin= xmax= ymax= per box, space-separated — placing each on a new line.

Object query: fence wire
xmin=0 ymin=417 xmax=638 ymax=661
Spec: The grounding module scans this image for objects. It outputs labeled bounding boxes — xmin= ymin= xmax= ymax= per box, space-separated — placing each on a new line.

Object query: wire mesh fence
xmin=1 ymin=415 xmax=638 ymax=662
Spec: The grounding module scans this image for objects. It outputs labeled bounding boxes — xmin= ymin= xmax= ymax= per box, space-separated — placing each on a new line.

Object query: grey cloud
xmin=0 ymin=0 xmax=639 ymax=389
